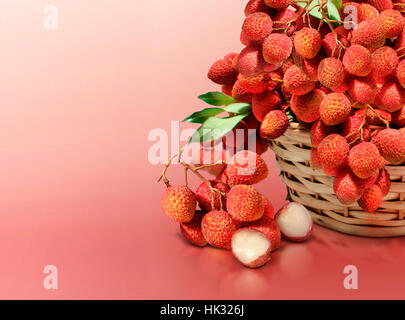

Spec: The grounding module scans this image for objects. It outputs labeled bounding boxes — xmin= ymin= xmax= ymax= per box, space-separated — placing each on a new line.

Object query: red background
xmin=0 ymin=0 xmax=404 ymax=299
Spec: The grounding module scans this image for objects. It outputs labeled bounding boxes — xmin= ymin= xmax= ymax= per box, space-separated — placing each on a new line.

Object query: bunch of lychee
xmin=161 ymin=150 xmax=313 ymax=268
xmin=207 ymin=0 xmax=405 ymax=213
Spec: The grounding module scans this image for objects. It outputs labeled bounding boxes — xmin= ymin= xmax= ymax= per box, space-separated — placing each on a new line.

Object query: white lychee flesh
xmin=231 ymin=229 xmax=272 ymax=268
xmin=276 ymin=202 xmax=313 ymax=242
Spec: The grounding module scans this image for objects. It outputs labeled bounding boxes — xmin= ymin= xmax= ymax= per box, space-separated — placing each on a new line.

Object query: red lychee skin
xmin=350 ymin=20 xmax=385 ymax=49
xmin=252 ymin=90 xmax=282 ymax=122
xmin=227 ymin=185 xmax=265 ymax=222
xmin=323 ymin=162 xmax=347 ymax=177
xmin=273 ymin=8 xmax=296 ymax=36
xmin=208 ymin=59 xmax=238 ymax=85
xmin=195 ymin=181 xmax=230 ymax=212
xmin=244 ymin=0 xmax=268 ymax=16
xmin=281 ymin=57 xmax=295 ymax=75
xmin=343 ymin=45 xmax=372 ymax=77
xmin=375 ymin=80 xmax=405 ymax=112
xmin=222 ymin=83 xmax=234 ymax=96
xmin=360 ymin=170 xmax=380 ymax=189
xmin=232 ymin=80 xmax=254 ymax=103
xmin=237 ymin=46 xmax=264 ymax=77
xmin=354 ymin=108 xmax=392 ymax=126
xmin=310 ymin=148 xmax=322 ymax=169
xmin=367 ymin=0 xmax=393 ymax=12
xmin=394 ymin=31 xmax=405 ymax=56
xmin=357 ymin=3 xmax=380 ymax=22
xmin=293 ymin=27 xmax=322 ymax=59
xmin=397 ymin=59 xmax=405 ymax=89
xmin=263 ymin=33 xmax=293 ymax=64
xmin=260 ymin=110 xmax=290 ymax=140
xmin=242 ymin=12 xmax=273 ymax=41
xmin=244 ymin=113 xmax=261 ymax=130
xmin=318 ymin=57 xmax=345 ymax=90
xmin=225 ymin=150 xmax=269 ymax=187
xmin=371 ymin=46 xmax=399 ymax=78
xmin=283 ymin=64 xmax=315 ymax=95
xmin=348 ymin=76 xmax=377 ymax=105
xmin=262 ymin=195 xmax=275 ymax=219
xmin=201 ymin=210 xmax=239 ymax=249
xmin=322 ymin=32 xmax=349 ymax=58
xmin=180 ymin=211 xmax=207 ymax=247
xmin=264 ymin=0 xmax=294 ymax=9
xmin=301 ymin=55 xmax=324 ymax=82
xmin=375 ymin=168 xmax=391 ymax=196
xmin=238 ymin=73 xmax=270 ymax=94
xmin=161 ymin=186 xmax=196 ymax=223
xmin=358 ymin=185 xmax=383 ymax=213
xmin=393 ymin=106 xmax=405 ymax=127
xmin=318 ymin=134 xmax=350 ymax=168
xmin=244 ymin=216 xmax=281 ymax=251
xmin=320 ymin=93 xmax=352 ymax=126
xmin=333 ymin=169 xmax=366 ymax=205
xmin=342 ymin=116 xmax=371 ymax=146
xmin=348 ymin=142 xmax=381 ymax=179
xmin=196 ymin=147 xmax=227 ymax=177
xmin=291 ymin=89 xmax=326 ymax=123
xmin=374 ymin=128 xmax=405 ymax=164
xmin=310 ymin=119 xmax=338 ymax=148
xmin=378 ymin=9 xmax=405 ymax=38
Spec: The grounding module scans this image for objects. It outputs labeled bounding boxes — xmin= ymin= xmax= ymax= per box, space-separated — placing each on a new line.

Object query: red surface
xmin=0 ymin=0 xmax=405 ymax=299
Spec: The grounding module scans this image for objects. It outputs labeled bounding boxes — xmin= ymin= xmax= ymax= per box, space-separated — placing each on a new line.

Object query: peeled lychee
xmin=227 ymin=185 xmax=265 ymax=222
xmin=276 ymin=202 xmax=313 ymax=242
xmin=161 ymin=185 xmax=196 ymax=223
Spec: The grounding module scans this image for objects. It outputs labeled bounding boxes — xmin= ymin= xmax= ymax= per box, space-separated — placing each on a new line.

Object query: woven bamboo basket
xmin=269 ymin=123 xmax=405 ymax=238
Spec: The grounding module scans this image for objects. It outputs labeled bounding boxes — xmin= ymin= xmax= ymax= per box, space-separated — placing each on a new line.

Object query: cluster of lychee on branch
xmin=204 ymin=0 xmax=405 ymax=213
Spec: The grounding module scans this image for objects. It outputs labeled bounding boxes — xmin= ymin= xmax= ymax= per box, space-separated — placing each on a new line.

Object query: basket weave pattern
xmin=269 ymin=123 xmax=405 ymax=238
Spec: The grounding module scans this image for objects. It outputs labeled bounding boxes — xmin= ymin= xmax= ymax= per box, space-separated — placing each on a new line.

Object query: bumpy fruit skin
xmin=252 ymin=90 xmax=282 ymax=122
xmin=393 ymin=106 xmax=405 ymax=127
xmin=310 ymin=148 xmax=322 ymax=169
xmin=394 ymin=31 xmax=405 ymax=56
xmin=245 ymin=0 xmax=268 ymax=16
xmin=283 ymin=65 xmax=315 ymax=95
xmin=232 ymin=80 xmax=254 ymax=103
xmin=375 ymin=168 xmax=391 ymax=196
xmin=320 ymin=93 xmax=352 ymax=126
xmin=358 ymin=185 xmax=383 ymax=213
xmin=348 ymin=76 xmax=377 ymax=105
xmin=246 ymin=216 xmax=281 ymax=251
xmin=238 ymin=46 xmax=264 ymax=76
xmin=242 ymin=12 xmax=273 ymax=41
xmin=302 ymin=55 xmax=324 ymax=82
xmin=263 ymin=33 xmax=293 ymax=64
xmin=238 ymin=73 xmax=271 ymax=94
xmin=310 ymin=119 xmax=338 ymax=148
xmin=262 ymin=195 xmax=275 ymax=219
xmin=351 ymin=20 xmax=385 ymax=49
xmin=180 ymin=212 xmax=207 ymax=247
xmin=162 ymin=186 xmax=196 ymax=223
xmin=208 ymin=59 xmax=237 ymax=85
xmin=374 ymin=128 xmax=405 ymax=164
xmin=201 ymin=210 xmax=239 ymax=249
xmin=333 ymin=169 xmax=366 ymax=204
xmin=343 ymin=45 xmax=372 ymax=77
xmin=378 ymin=9 xmax=405 ymax=38
xmin=375 ymin=80 xmax=405 ymax=112
xmin=342 ymin=116 xmax=371 ymax=146
xmin=322 ymin=32 xmax=349 ymax=58
xmin=397 ymin=59 xmax=405 ymax=89
xmin=318 ymin=57 xmax=345 ymax=90
xmin=225 ymin=150 xmax=269 ymax=187
xmin=291 ymin=89 xmax=325 ymax=123
xmin=354 ymin=108 xmax=392 ymax=126
xmin=348 ymin=142 xmax=381 ymax=179
xmin=318 ymin=134 xmax=350 ymax=168
xmin=264 ymin=0 xmax=294 ymax=9
xmin=196 ymin=181 xmax=229 ymax=212
xmin=367 ymin=0 xmax=393 ymax=12
xmin=260 ymin=110 xmax=290 ymax=140
xmin=358 ymin=3 xmax=380 ymax=22
xmin=227 ymin=185 xmax=265 ymax=222
xmin=371 ymin=46 xmax=399 ymax=78
xmin=293 ymin=27 xmax=322 ymax=59
xmin=273 ymin=8 xmax=296 ymax=35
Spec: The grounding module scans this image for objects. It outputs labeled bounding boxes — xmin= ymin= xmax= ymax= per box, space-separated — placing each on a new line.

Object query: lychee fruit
xmin=247 ymin=215 xmax=280 ymax=250
xmin=358 ymin=185 xmax=383 ymax=213
xmin=261 ymin=196 xmax=275 ymax=219
xmin=397 ymin=59 xmax=405 ymax=89
xmin=161 ymin=185 xmax=196 ymax=223
xmin=333 ymin=169 xmax=366 ymax=204
xmin=252 ymin=90 xmax=282 ymax=122
xmin=354 ymin=108 xmax=392 ymax=126
xmin=273 ymin=7 xmax=296 ymax=35
xmin=238 ymin=73 xmax=270 ymax=94
xmin=320 ymin=92 xmax=352 ymax=126
xmin=263 ymin=33 xmax=293 ymax=64
xmin=264 ymin=0 xmax=294 ymax=9
xmin=260 ymin=110 xmax=290 ymax=140
xmin=275 ymin=202 xmax=313 ymax=242
xmin=394 ymin=30 xmax=405 ymax=56
xmin=310 ymin=119 xmax=338 ymax=148
xmin=358 ymin=3 xmax=380 ymax=22
xmin=371 ymin=46 xmax=399 ymax=78
xmin=350 ymin=19 xmax=385 ymax=49
xmin=227 ymin=185 xmax=265 ymax=222
xmin=348 ymin=75 xmax=377 ymax=105
xmin=375 ymin=80 xmax=405 ymax=112
xmin=318 ymin=134 xmax=350 ymax=168
xmin=242 ymin=12 xmax=273 ymax=41
xmin=291 ymin=88 xmax=326 ymax=123
xmin=348 ymin=142 xmax=381 ymax=179
xmin=238 ymin=46 xmax=264 ymax=77
xmin=196 ymin=181 xmax=229 ymax=212
xmin=393 ymin=105 xmax=405 ymax=127
xmin=343 ymin=45 xmax=372 ymax=77
xmin=225 ymin=150 xmax=269 ymax=187
xmin=180 ymin=211 xmax=207 ymax=247
xmin=367 ymin=0 xmax=393 ymax=12
xmin=342 ymin=116 xmax=371 ymax=145
xmin=208 ymin=59 xmax=238 ymax=85
xmin=232 ymin=80 xmax=254 ymax=103
xmin=374 ymin=128 xmax=405 ymax=164
xmin=378 ymin=9 xmax=404 ymax=38
xmin=245 ymin=0 xmax=268 ymax=16
xmin=318 ymin=57 xmax=345 ymax=90
xmin=283 ymin=64 xmax=315 ymax=95
xmin=322 ymin=31 xmax=349 ymax=58
xmin=375 ymin=168 xmax=391 ymax=196
xmin=294 ymin=27 xmax=322 ymax=59
xmin=201 ymin=210 xmax=239 ymax=249
xmin=310 ymin=148 xmax=322 ymax=169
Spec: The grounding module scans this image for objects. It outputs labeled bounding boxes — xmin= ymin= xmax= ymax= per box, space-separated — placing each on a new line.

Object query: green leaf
xmin=332 ymin=0 xmax=342 ymax=10
xmin=182 ymin=108 xmax=224 ymax=124
xmin=198 ymin=92 xmax=236 ymax=106
xmin=297 ymin=0 xmax=323 ymax=20
xmin=327 ymin=0 xmax=341 ymax=21
xmin=224 ymin=103 xmax=251 ymax=115
xmin=189 ymin=114 xmax=249 ymax=143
